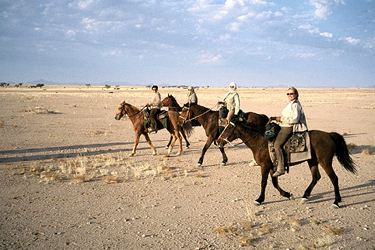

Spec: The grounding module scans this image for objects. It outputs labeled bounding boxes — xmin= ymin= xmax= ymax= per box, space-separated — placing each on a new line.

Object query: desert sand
xmin=0 ymin=85 xmax=374 ymax=249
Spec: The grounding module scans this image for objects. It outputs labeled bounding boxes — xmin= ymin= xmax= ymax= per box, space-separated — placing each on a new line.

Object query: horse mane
xmin=240 ymin=121 xmax=265 ymax=134
xmin=122 ymin=101 xmax=142 ymax=115
xmin=186 ymin=103 xmax=213 ymax=113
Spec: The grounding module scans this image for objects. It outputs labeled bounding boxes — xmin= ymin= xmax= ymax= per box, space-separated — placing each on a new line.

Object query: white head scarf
xmin=223 ymin=81 xmax=237 ymax=101
xmin=229 ymin=81 xmax=237 ymax=92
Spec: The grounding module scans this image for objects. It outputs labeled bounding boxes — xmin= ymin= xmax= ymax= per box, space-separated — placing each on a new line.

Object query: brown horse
xmin=179 ymin=103 xmax=269 ymax=166
xmin=161 ymin=95 xmax=192 ymax=149
xmin=115 ymin=101 xmax=182 ymax=156
xmin=217 ymin=121 xmax=357 ymax=208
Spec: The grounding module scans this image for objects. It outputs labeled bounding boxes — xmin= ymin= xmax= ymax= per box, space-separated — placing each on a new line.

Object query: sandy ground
xmin=0 ymin=85 xmax=374 ymax=250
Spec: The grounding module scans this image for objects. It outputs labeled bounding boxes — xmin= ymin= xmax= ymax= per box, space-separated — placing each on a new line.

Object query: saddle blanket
xmin=143 ymin=110 xmax=168 ymax=130
xmin=268 ymin=132 xmax=311 ymax=164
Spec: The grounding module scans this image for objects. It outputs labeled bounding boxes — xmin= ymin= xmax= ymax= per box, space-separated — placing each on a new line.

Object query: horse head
xmin=179 ymin=104 xmax=193 ymax=124
xmin=115 ymin=101 xmax=127 ymax=120
xmin=161 ymin=94 xmax=178 ymax=108
xmin=216 ymin=121 xmax=237 ymax=145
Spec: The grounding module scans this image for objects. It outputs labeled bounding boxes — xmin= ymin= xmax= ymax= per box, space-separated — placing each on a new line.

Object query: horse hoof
xmin=185 ymin=146 xmax=190 ymax=149
xmin=165 ymin=146 xmax=169 ymax=149
xmin=152 ymin=152 xmax=157 ymax=156
xmin=175 ymin=152 xmax=181 ymax=156
xmin=289 ymin=194 xmax=294 ymax=200
xmin=300 ymin=198 xmax=308 ymax=204
xmin=221 ymin=162 xmax=227 ymax=166
xmin=164 ymin=154 xmax=171 ymax=158
xmin=332 ymin=203 xmax=340 ymax=209
xmin=253 ymin=200 xmax=261 ymax=206
xmin=197 ymin=162 xmax=202 ymax=167
xmin=129 ymin=153 xmax=135 ymax=157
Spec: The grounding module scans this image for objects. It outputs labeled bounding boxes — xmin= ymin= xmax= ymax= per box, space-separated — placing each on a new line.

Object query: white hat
xmin=229 ymin=81 xmax=236 ymax=87
xmin=187 ymin=86 xmax=193 ymax=90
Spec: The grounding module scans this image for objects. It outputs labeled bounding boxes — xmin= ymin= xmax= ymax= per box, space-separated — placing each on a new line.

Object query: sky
xmin=1 ymin=0 xmax=374 ymax=87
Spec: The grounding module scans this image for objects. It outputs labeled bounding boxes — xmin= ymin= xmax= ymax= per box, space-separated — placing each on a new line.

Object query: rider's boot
xmin=272 ymin=154 xmax=285 ymax=177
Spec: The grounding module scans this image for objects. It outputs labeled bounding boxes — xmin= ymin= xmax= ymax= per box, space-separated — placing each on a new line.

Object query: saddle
xmin=218 ymin=106 xmax=247 ymax=128
xmin=268 ymin=132 xmax=311 ymax=173
xmin=143 ymin=108 xmax=168 ymax=130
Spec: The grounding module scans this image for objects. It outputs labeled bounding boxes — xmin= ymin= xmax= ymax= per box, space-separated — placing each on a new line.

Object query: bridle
xmin=179 ymin=106 xmax=191 ymax=123
xmin=117 ymin=102 xmax=146 ymax=119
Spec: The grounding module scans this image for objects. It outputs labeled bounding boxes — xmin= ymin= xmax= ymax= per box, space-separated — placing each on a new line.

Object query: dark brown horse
xmin=179 ymin=103 xmax=269 ymax=166
xmin=115 ymin=101 xmax=183 ymax=156
xmin=217 ymin=121 xmax=357 ymax=208
xmin=161 ymin=95 xmax=193 ymax=149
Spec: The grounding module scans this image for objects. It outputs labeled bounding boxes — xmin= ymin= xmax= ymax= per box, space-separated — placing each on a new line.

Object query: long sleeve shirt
xmin=223 ymin=92 xmax=240 ymax=115
xmin=150 ymin=92 xmax=161 ymax=109
xmin=280 ymin=99 xmax=308 ymax=132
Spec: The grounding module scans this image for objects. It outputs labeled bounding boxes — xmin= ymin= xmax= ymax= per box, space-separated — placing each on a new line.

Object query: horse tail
xmin=182 ymin=121 xmax=194 ymax=138
xmin=329 ymin=132 xmax=357 ymax=174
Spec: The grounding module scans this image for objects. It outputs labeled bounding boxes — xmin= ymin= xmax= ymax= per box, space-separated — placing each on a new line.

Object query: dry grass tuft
xmin=361 ymin=148 xmax=373 ymax=155
xmin=213 ymin=226 xmax=238 ymax=238
xmin=325 ymin=225 xmax=345 ymax=235
xmin=103 ymin=176 xmax=121 ymax=184
xmin=88 ymin=130 xmax=105 ymax=136
xmin=194 ymin=171 xmax=204 ymax=178
xmin=72 ymin=174 xmax=95 ymax=183
xmin=301 ymin=235 xmax=336 ymax=249
xmin=287 ymin=217 xmax=302 ymax=228
xmin=258 ymin=223 xmax=271 ymax=236
xmin=237 ymin=236 xmax=253 ymax=247
xmin=213 ymin=223 xmax=255 ymax=247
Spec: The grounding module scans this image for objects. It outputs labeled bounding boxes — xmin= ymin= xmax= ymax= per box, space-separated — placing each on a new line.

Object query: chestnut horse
xmin=115 ymin=101 xmax=182 ymax=156
xmin=179 ymin=103 xmax=269 ymax=166
xmin=161 ymin=95 xmax=191 ymax=148
xmin=217 ymin=121 xmax=357 ymax=208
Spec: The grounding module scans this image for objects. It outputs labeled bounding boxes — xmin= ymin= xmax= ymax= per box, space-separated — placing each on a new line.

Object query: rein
xmin=181 ymin=104 xmax=220 ymax=123
xmin=222 ymin=122 xmax=264 ymax=147
xmin=123 ymin=104 xmax=147 ymax=118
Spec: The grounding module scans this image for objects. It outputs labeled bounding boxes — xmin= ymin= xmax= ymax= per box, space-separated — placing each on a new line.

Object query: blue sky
xmin=1 ymin=0 xmax=374 ymax=87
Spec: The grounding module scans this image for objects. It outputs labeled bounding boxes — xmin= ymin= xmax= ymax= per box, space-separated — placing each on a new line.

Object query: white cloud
xmin=102 ymin=49 xmax=122 ymax=57
xmin=311 ymin=0 xmax=345 ymax=19
xmin=297 ymin=52 xmax=316 ymax=58
xmin=345 ymin=37 xmax=360 ymax=45
xmin=189 ymin=0 xmax=212 ymax=11
xmin=229 ymin=22 xmax=241 ymax=32
xmin=237 ymin=12 xmax=256 ymax=21
xmin=81 ymin=17 xmax=98 ymax=31
xmin=219 ymin=33 xmax=231 ymax=40
xmin=320 ymin=32 xmax=333 ymax=38
xmin=78 ymin=0 xmax=94 ymax=9
xmin=198 ymin=53 xmax=222 ymax=64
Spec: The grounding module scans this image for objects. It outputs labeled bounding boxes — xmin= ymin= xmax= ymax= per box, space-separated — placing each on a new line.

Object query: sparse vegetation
xmin=8 ymin=153 xmax=203 ymax=184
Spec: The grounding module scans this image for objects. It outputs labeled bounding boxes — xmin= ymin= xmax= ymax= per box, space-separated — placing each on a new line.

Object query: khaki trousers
xmin=274 ymin=126 xmax=293 ymax=169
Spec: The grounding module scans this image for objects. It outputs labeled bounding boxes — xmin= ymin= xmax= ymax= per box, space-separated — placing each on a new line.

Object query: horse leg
xmin=166 ymin=136 xmax=172 ymax=149
xmin=143 ymin=133 xmax=157 ymax=156
xmin=322 ymin=164 xmax=341 ymax=208
xmin=176 ymin=130 xmax=183 ymax=155
xmin=197 ymin=137 xmax=214 ymax=166
xmin=254 ymin=165 xmax=269 ymax=205
xmin=271 ymin=175 xmax=293 ymax=199
xmin=165 ymin=134 xmax=175 ymax=157
xmin=180 ymin=129 xmax=190 ymax=149
xmin=301 ymin=162 xmax=321 ymax=204
xmin=130 ymin=133 xmax=141 ymax=156
xmin=219 ymin=146 xmax=228 ymax=166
